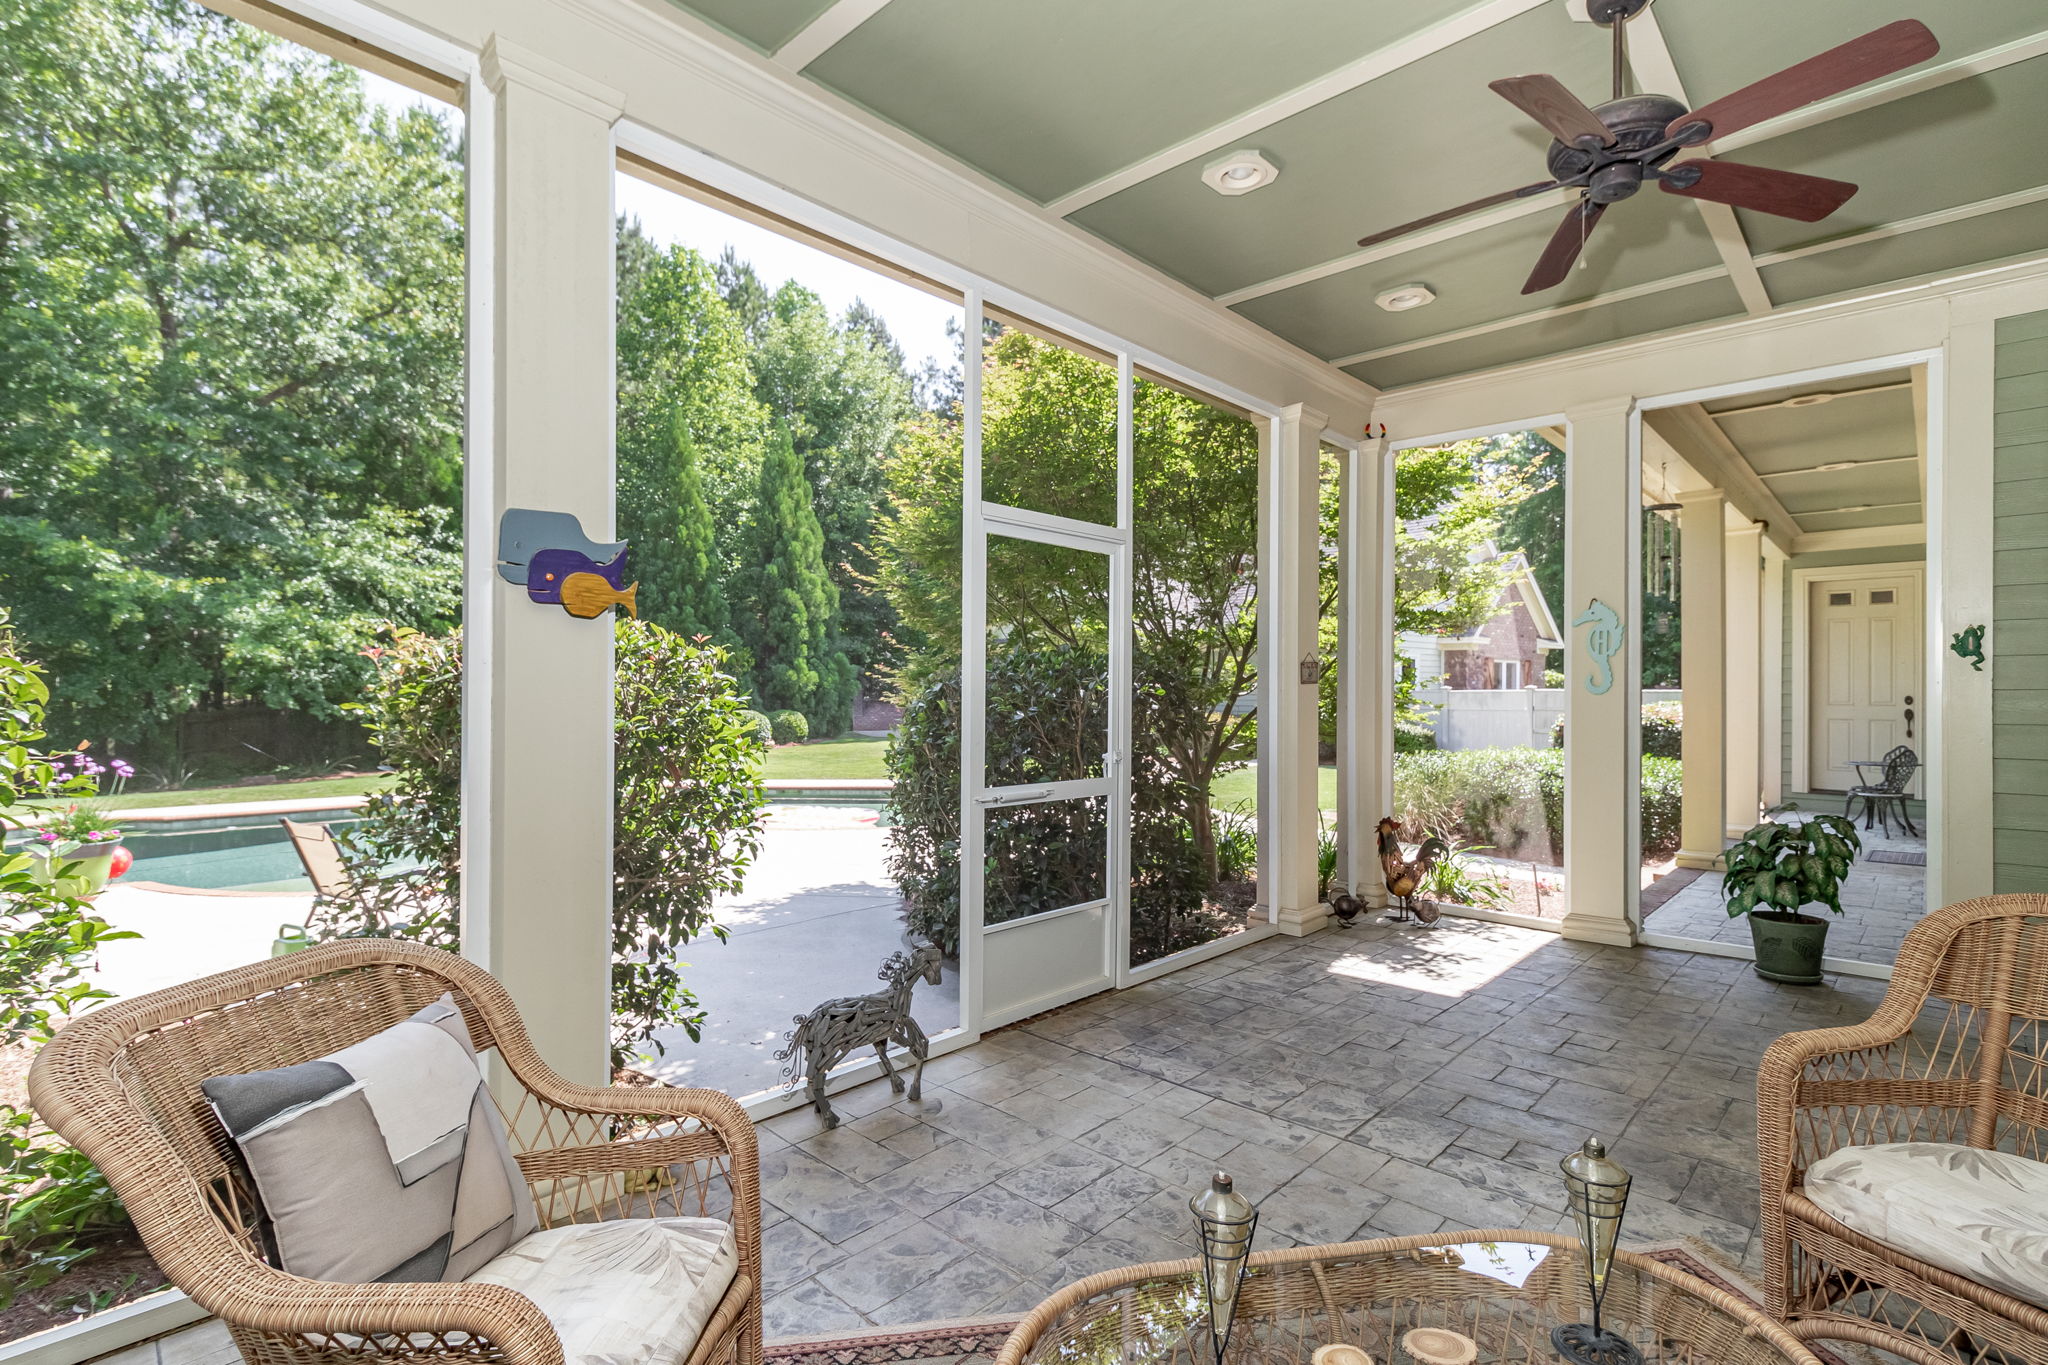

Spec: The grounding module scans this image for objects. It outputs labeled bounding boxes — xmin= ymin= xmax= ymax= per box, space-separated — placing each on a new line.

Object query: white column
xmin=1934 ymin=323 xmax=1996 ymax=907
xmin=1264 ymin=403 xmax=1328 ymax=935
xmin=1759 ymin=540 xmax=1787 ymax=810
xmin=463 ymin=39 xmax=622 ymax=1087
xmin=1559 ymin=399 xmax=1638 ymax=947
xmin=1724 ymin=523 xmax=1764 ymax=837
xmin=1338 ymin=434 xmax=1391 ymax=907
xmin=1674 ymin=489 xmax=1727 ymax=870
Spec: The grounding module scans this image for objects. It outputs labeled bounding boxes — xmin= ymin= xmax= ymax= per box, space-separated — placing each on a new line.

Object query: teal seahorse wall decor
xmin=1573 ymin=599 xmax=1625 ymax=696
xmin=1950 ymin=624 xmax=1986 ymax=672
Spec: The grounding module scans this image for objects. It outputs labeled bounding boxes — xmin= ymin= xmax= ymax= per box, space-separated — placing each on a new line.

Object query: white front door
xmin=1808 ymin=575 xmax=1921 ymax=793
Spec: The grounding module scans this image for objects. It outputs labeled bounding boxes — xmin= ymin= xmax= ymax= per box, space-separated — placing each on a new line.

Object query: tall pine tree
xmin=736 ymin=424 xmax=855 ymax=734
xmin=622 ymin=408 xmax=731 ymax=644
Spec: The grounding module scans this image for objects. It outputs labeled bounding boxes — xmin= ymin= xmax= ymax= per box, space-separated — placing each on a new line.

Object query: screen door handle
xmin=976 ymin=788 xmax=1054 ymax=807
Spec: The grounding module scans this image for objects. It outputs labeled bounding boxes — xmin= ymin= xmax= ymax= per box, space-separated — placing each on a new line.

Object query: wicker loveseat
xmin=1759 ymin=895 xmax=2048 ymax=1365
xmin=28 ymin=940 xmax=761 ymax=1365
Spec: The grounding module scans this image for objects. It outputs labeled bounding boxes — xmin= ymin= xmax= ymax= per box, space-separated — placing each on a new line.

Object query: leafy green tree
xmin=0 ymin=0 xmax=465 ymax=753
xmin=624 ymin=408 xmax=732 ymax=645
xmin=734 ymin=424 xmax=854 ymax=732
xmin=615 ymin=221 xmax=767 ymax=597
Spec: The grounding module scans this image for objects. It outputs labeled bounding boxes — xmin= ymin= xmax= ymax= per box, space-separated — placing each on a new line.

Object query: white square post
xmin=1675 ymin=489 xmax=1727 ymax=869
xmin=1559 ymin=399 xmax=1637 ymax=947
xmin=1724 ymin=522 xmax=1765 ymax=837
xmin=462 ymin=38 xmax=623 ymax=1087
xmin=1264 ymin=403 xmax=1329 ymax=935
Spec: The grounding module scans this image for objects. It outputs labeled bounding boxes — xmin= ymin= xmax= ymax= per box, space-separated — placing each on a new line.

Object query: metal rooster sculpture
xmin=1377 ymin=816 xmax=1448 ymax=925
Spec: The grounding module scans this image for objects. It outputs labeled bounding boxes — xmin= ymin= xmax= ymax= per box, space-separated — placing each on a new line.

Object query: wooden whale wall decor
xmin=495 ymin=509 xmax=638 ymax=620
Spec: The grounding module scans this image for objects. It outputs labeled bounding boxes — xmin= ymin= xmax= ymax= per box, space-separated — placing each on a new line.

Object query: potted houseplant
xmin=25 ymin=751 xmax=136 ymax=897
xmin=1722 ymin=809 xmax=1862 ymax=984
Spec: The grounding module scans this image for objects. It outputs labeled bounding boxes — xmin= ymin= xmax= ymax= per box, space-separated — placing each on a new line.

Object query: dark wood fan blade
xmin=1522 ymin=199 xmax=1606 ymax=294
xmin=1668 ymin=20 xmax=1939 ymax=142
xmin=1357 ymin=179 xmax=1560 ymax=248
xmin=1661 ymin=160 xmax=1858 ymax=221
xmin=1490 ymin=74 xmax=1613 ymax=148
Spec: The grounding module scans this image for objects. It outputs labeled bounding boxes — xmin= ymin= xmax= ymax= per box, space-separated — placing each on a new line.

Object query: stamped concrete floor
xmin=109 ymin=914 xmax=1890 ymax=1363
xmin=747 ymin=915 xmax=1890 ymax=1336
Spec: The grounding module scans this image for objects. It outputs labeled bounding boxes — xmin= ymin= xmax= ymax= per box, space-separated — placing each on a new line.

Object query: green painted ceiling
xmin=663 ymin=0 xmax=2048 ymax=391
xmin=1702 ymin=368 xmax=1922 ymax=529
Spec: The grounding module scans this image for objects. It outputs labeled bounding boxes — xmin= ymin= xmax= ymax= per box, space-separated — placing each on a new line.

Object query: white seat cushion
xmin=467 ymin=1218 xmax=739 ymax=1365
xmin=1804 ymin=1141 xmax=2048 ymax=1310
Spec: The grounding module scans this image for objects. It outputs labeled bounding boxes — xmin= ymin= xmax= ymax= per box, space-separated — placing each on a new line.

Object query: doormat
xmin=763 ymin=1243 xmax=1870 ymax=1365
xmin=1866 ymin=849 xmax=1926 ymax=866
xmin=1638 ymin=865 xmax=1705 ymax=916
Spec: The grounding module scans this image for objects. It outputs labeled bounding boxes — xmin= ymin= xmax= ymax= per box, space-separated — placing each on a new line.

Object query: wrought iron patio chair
xmin=29 ymin=939 xmax=762 ymax=1365
xmin=1845 ymin=744 xmax=1918 ymax=837
xmin=1759 ymin=895 xmax=2048 ymax=1365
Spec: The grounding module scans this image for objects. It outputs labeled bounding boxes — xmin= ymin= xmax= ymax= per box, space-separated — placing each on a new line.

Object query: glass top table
xmin=994 ymin=1229 xmax=1823 ymax=1365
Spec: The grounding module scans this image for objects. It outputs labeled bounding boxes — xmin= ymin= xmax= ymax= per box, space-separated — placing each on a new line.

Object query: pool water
xmin=57 ymin=808 xmax=363 ymax=893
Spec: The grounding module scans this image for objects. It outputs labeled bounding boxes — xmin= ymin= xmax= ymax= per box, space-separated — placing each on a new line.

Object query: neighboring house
xmin=1399 ymin=542 xmax=1562 ymax=690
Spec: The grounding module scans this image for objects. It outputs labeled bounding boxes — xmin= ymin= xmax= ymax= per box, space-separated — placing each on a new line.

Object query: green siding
xmin=1995 ymin=309 xmax=2048 ymax=892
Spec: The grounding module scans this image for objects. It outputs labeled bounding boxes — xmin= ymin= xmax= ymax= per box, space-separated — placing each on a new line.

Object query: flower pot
xmin=28 ymin=840 xmax=122 ymax=898
xmin=1748 ymin=910 xmax=1829 ymax=984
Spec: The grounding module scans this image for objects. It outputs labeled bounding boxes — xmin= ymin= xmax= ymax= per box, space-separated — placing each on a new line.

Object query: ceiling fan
xmin=1357 ymin=0 xmax=1939 ymax=295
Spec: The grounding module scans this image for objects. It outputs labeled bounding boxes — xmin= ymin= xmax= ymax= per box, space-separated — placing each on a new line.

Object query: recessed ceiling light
xmin=1202 ymin=150 xmax=1279 ymax=196
xmin=1836 ymin=504 xmax=1872 ymax=513
xmin=1783 ymin=392 xmax=1836 ymax=408
xmin=1375 ymin=283 xmax=1437 ymax=313
xmin=1814 ymin=461 xmax=1858 ymax=472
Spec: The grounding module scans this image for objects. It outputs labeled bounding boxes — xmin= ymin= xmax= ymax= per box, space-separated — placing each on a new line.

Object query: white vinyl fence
xmin=1420 ymin=688 xmax=1682 ymax=751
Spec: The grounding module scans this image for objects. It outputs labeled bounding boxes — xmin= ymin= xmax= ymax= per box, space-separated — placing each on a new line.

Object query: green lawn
xmin=103 ymin=773 xmax=394 ymax=810
xmin=760 ymin=734 xmax=890 ymax=781
xmin=1208 ymin=763 xmax=1338 ymax=815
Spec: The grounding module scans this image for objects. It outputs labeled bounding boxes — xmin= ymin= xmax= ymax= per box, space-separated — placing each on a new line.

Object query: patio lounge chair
xmin=281 ymin=816 xmax=451 ymax=937
xmin=1759 ymin=895 xmax=2048 ymax=1365
xmin=1844 ymin=744 xmax=1919 ymax=838
xmin=28 ymin=939 xmax=762 ymax=1365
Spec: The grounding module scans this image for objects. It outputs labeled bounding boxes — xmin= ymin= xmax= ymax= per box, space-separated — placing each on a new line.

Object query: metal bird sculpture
xmin=1378 ymin=816 xmax=1448 ymax=925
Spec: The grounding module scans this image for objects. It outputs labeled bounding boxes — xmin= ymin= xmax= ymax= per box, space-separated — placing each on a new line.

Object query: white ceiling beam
xmin=1213 ymin=188 xmax=1572 ymax=307
xmin=1044 ymin=0 xmax=1551 ymax=217
xmin=1331 ymin=179 xmax=2048 ymax=370
xmin=1710 ymin=379 xmax=1912 ymax=416
xmin=1911 ymin=363 xmax=1930 ymax=512
xmin=1758 ymin=455 xmax=1918 ymax=480
xmin=1643 ymin=405 xmax=1800 ymax=553
xmin=774 ymin=0 xmax=894 ymax=71
xmin=1627 ymin=9 xmax=1771 ymax=316
xmin=1215 ymin=26 xmax=2048 ymax=308
xmin=1790 ymin=525 xmax=1925 ymax=555
xmin=1708 ymin=26 xmax=2048 ymax=159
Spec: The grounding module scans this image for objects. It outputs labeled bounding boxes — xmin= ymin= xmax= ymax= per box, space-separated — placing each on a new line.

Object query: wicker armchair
xmin=1759 ymin=894 xmax=2048 ymax=1365
xmin=28 ymin=940 xmax=761 ymax=1365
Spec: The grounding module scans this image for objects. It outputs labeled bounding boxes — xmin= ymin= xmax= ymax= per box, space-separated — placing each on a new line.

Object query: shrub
xmin=768 ymin=709 xmax=809 ymax=745
xmin=886 ymin=646 xmax=1224 ymax=961
xmin=735 ymin=709 xmax=773 ymax=749
xmin=1394 ymin=720 xmax=1438 ymax=753
xmin=1551 ymin=700 xmax=1683 ymax=759
xmin=1392 ymin=747 xmax=1683 ymax=861
xmin=1542 ymin=668 xmax=1566 ymax=689
xmin=0 ymin=610 xmax=137 ymax=1308
xmin=329 ymin=620 xmax=768 ymax=1066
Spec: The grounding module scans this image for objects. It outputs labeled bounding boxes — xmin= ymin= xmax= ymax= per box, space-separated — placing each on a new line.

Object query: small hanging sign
xmin=1572 ymin=599 xmax=1624 ymax=695
xmin=496 ymin=509 xmax=638 ymax=620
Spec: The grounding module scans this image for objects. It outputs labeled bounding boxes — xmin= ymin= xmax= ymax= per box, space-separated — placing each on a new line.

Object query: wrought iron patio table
xmin=995 ymin=1229 xmax=1824 ymax=1365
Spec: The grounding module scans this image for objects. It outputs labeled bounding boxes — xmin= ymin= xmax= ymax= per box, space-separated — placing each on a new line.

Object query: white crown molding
xmin=1373 ymin=252 xmax=2048 ymax=415
xmin=533 ymin=0 xmax=1376 ymax=417
xmin=479 ymin=35 xmax=623 ymax=119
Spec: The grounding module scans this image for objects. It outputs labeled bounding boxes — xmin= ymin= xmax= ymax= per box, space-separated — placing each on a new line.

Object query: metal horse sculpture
xmin=775 ymin=944 xmax=943 ymax=1129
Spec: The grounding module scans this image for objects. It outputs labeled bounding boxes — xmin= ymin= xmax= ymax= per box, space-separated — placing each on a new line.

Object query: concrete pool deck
xmin=82 ymin=800 xmax=941 ymax=1101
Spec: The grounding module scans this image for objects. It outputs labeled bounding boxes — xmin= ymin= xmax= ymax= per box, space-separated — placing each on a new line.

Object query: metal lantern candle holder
xmin=1552 ymin=1138 xmax=1642 ymax=1365
xmin=1189 ymin=1171 xmax=1258 ymax=1365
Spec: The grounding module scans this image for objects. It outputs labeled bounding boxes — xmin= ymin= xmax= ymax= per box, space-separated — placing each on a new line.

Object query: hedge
xmin=735 ymin=709 xmax=773 ymax=749
xmin=769 ymin=709 xmax=809 ymax=745
xmin=1393 ymin=748 xmax=1682 ymax=860
xmin=1551 ymin=700 xmax=1682 ymax=759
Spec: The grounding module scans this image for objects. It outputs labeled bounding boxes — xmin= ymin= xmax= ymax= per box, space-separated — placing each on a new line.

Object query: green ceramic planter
xmin=1748 ymin=910 xmax=1830 ymax=984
